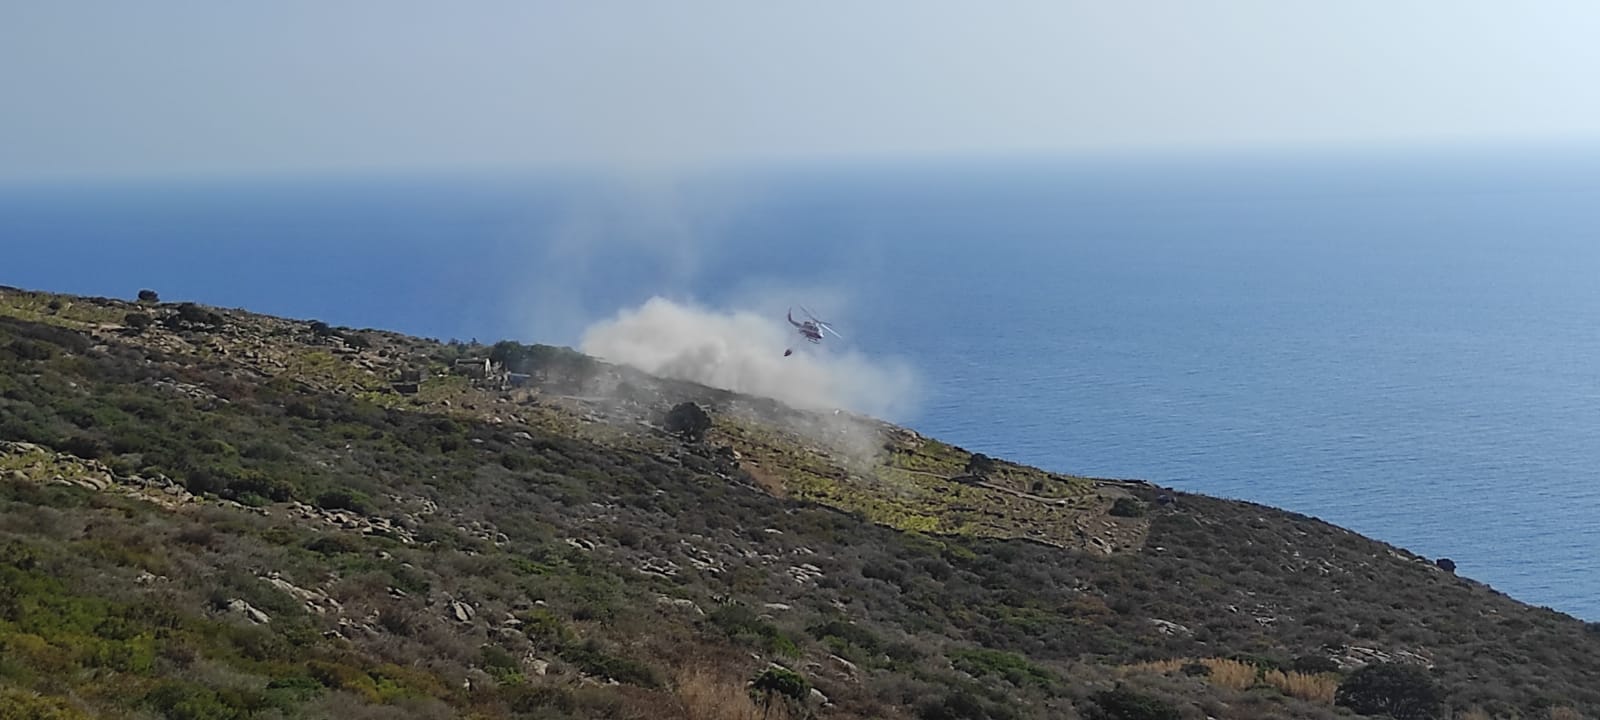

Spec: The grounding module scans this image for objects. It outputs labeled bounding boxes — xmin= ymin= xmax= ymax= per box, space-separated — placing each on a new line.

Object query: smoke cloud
xmin=578 ymin=295 xmax=920 ymax=423
xmin=502 ymin=174 xmax=759 ymax=346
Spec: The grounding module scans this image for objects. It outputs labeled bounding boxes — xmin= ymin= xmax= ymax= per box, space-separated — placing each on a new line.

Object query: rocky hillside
xmin=1 ymin=284 xmax=1596 ymax=720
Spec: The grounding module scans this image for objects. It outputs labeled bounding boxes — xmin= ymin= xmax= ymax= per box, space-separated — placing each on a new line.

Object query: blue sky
xmin=4 ymin=2 xmax=1600 ymax=182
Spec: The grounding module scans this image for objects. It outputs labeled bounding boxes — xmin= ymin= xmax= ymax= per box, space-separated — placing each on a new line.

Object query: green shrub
xmin=517 ymin=607 xmax=574 ymax=648
xmin=810 ymin=618 xmax=882 ymax=655
xmin=240 ymin=441 xmax=293 ymax=462
xmin=265 ymin=674 xmax=324 ymax=696
xmin=917 ymin=688 xmax=1019 ymax=720
xmin=558 ymin=638 xmax=659 ymax=688
xmin=306 ymin=659 xmax=381 ymax=702
xmin=481 ymin=643 xmax=523 ymax=683
xmin=9 ymin=340 xmax=53 ymax=362
xmin=123 ymin=313 xmax=153 ymax=331
xmin=1335 ymin=663 xmax=1442 ymax=720
xmin=0 ymin=687 xmax=92 ymax=720
xmin=304 ymin=534 xmax=363 ymax=556
xmin=1291 ymin=655 xmax=1340 ymax=674
xmin=1084 ymin=685 xmax=1179 ymax=720
xmin=1109 ymin=497 xmax=1146 ymax=518
xmin=59 ymin=434 xmax=109 ymax=459
xmin=950 ymin=648 xmax=1054 ymax=689
xmin=500 ymin=452 xmax=534 ymax=472
xmin=712 ymin=605 xmax=801 ymax=658
xmin=170 ymin=303 xmax=223 ymax=328
xmin=504 ymin=683 xmax=576 ymax=713
xmin=229 ymin=472 xmax=294 ymax=502
xmin=751 ymin=666 xmax=809 ymax=703
xmin=143 ymin=681 xmax=258 ymax=720
xmin=314 ymin=488 xmax=370 ymax=513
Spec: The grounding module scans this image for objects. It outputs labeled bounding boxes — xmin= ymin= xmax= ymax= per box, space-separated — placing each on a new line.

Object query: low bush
xmin=1084 ymin=685 xmax=1180 ymax=720
xmin=1335 ymin=662 xmax=1441 ymax=720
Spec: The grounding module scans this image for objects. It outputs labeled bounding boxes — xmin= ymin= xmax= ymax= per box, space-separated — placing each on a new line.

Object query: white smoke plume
xmin=578 ymin=295 xmax=920 ymax=423
xmin=503 ymin=174 xmax=751 ymax=345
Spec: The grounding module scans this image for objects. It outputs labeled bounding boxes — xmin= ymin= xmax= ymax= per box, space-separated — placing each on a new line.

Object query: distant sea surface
xmin=5 ymin=150 xmax=1599 ymax=620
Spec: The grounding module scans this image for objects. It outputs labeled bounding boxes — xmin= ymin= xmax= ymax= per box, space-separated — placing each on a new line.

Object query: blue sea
xmin=4 ymin=149 xmax=1599 ymax=621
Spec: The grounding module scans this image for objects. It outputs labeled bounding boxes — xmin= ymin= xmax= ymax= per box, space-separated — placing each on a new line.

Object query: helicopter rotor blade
xmin=794 ymin=304 xmax=842 ymax=338
xmin=800 ymin=305 xmax=833 ymax=325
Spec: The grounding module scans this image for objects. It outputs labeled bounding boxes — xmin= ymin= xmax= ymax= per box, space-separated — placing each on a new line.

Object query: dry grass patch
xmin=1123 ymin=659 xmax=1186 ymax=674
xmin=673 ymin=666 xmax=798 ymax=720
xmin=1119 ymin=657 xmax=1338 ymax=704
xmin=1203 ymin=659 xmax=1259 ymax=691
xmin=1261 ymin=668 xmax=1338 ymax=704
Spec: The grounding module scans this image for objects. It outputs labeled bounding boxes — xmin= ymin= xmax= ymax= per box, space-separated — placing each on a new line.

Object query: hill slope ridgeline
xmin=0 ymin=285 xmax=1596 ymax=720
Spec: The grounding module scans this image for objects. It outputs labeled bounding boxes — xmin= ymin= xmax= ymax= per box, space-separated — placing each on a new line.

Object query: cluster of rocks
xmin=260 ymin=571 xmax=343 ymax=615
xmin=788 ymin=563 xmax=825 ymax=585
xmin=1332 ymin=644 xmax=1435 ymax=670
xmin=638 ymin=557 xmax=680 ymax=579
xmin=810 ymin=654 xmax=861 ymax=684
xmin=9 ymin=443 xmax=450 ymax=554
xmin=329 ymin=614 xmax=383 ymax=640
xmin=129 ymin=307 xmax=419 ymax=399
xmin=655 ymin=595 xmax=705 ymax=616
xmin=448 ymin=597 xmax=476 ymax=623
xmin=211 ymin=572 xmax=350 ymax=632
xmin=284 ymin=500 xmax=417 ymax=544
xmin=676 ymin=538 xmax=726 ymax=576
xmin=227 ymin=599 xmax=272 ymax=625
xmin=1150 ymin=618 xmax=1193 ymax=636
xmin=469 ymin=522 xmax=511 ymax=547
xmin=623 ymin=533 xmax=762 ymax=581
xmin=2 ymin=440 xmax=200 ymax=510
xmin=149 ymin=378 xmax=223 ymax=404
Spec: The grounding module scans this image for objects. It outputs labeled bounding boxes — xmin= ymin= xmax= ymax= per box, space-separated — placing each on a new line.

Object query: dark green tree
xmin=123 ymin=313 xmax=152 ymax=332
xmin=664 ymin=402 xmax=712 ymax=442
xmin=1335 ymin=663 xmax=1442 ymax=720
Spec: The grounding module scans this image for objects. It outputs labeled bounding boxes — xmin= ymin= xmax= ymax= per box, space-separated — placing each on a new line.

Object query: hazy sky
xmin=4 ymin=2 xmax=1600 ymax=181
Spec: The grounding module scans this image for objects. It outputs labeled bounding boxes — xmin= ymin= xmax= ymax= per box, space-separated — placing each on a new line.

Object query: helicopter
xmin=784 ymin=305 xmax=842 ymax=357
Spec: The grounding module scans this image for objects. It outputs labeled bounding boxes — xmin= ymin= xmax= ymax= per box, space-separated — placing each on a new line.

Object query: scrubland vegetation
xmin=1 ymin=285 xmax=1598 ymax=719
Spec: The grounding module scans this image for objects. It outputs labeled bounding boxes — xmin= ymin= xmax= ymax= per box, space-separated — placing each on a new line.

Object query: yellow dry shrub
xmin=1121 ymin=659 xmax=1186 ymax=675
xmin=1201 ymin=658 xmax=1258 ymax=691
xmin=1119 ymin=657 xmax=1339 ymax=704
xmin=1260 ymin=669 xmax=1338 ymax=704
xmin=674 ymin=666 xmax=796 ymax=720
xmin=1549 ymin=707 xmax=1586 ymax=720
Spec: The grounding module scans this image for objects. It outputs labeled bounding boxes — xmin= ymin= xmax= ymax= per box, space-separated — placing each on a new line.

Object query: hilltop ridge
xmin=1 ymin=284 xmax=1597 ymax=720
